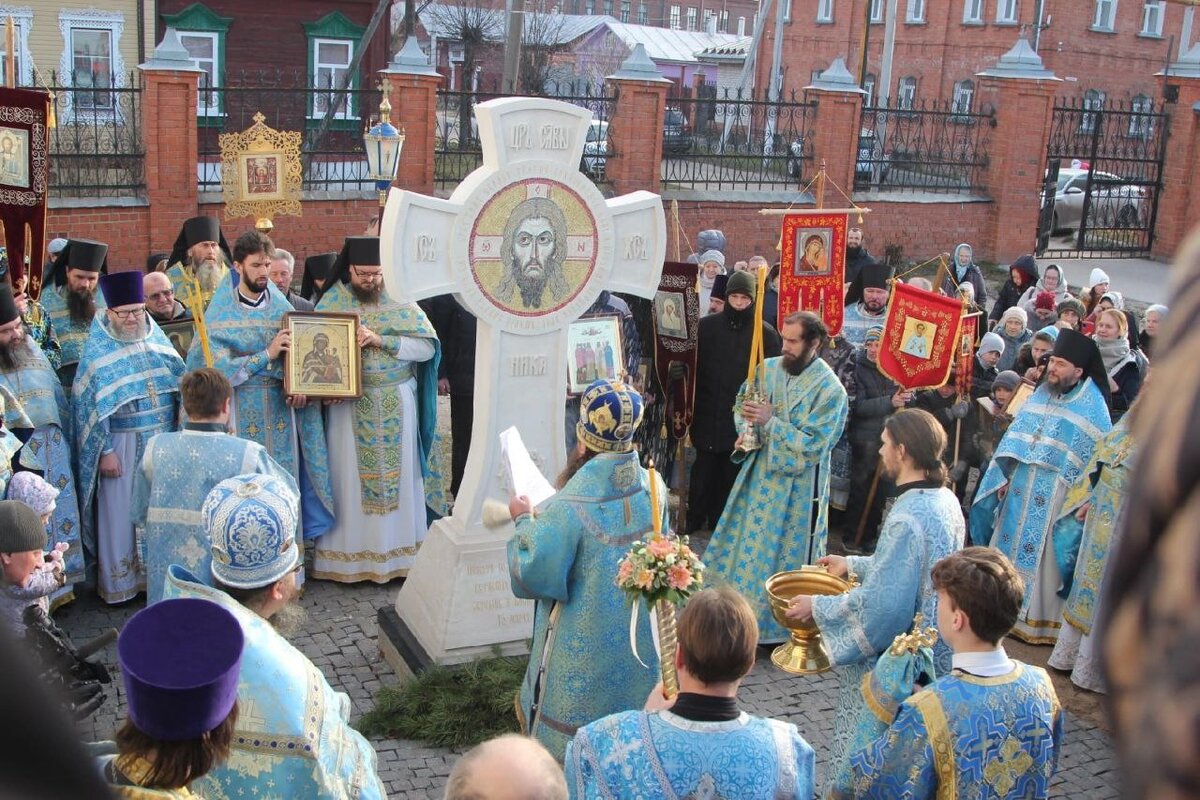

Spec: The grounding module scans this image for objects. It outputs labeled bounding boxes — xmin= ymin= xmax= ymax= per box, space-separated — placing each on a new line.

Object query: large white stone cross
xmin=380 ymin=98 xmax=665 ymax=666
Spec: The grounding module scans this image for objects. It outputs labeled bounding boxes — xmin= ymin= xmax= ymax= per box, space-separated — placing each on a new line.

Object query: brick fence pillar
xmin=975 ymin=39 xmax=1061 ymax=264
xmin=1153 ymin=48 xmax=1200 ymax=260
xmin=138 ymin=28 xmax=201 ymax=257
xmin=380 ymin=38 xmax=443 ymax=196
xmin=805 ymin=57 xmax=865 ymax=205
xmin=605 ymin=45 xmax=670 ymax=197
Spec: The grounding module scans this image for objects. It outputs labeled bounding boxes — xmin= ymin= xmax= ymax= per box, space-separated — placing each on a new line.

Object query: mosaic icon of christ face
xmin=497 ymin=196 xmax=570 ymax=310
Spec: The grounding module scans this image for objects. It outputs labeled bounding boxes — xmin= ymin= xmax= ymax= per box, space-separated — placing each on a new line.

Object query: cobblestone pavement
xmin=62 ymin=575 xmax=1120 ymax=799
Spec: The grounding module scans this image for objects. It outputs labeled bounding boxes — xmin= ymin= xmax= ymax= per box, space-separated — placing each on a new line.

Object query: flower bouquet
xmin=615 ymin=464 xmax=705 ymax=699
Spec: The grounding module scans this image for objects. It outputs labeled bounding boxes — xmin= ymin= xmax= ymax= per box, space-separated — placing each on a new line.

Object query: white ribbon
xmin=629 ymin=596 xmax=664 ymax=669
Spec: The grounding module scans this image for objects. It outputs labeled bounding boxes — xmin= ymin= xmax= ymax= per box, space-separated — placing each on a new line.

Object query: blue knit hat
xmin=577 ymin=379 xmax=644 ymax=453
xmin=205 ymin=474 xmax=300 ymax=590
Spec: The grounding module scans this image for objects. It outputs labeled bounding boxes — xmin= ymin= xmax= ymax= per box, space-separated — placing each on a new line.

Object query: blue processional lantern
xmin=363 ymin=82 xmax=405 ymax=208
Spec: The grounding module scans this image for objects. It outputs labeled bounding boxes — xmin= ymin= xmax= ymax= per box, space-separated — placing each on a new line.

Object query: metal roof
xmin=418 ymin=6 xmax=743 ymax=65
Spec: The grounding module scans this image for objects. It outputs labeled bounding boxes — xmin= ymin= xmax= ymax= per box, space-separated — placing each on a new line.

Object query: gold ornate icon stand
xmin=219 ymin=112 xmax=302 ymax=233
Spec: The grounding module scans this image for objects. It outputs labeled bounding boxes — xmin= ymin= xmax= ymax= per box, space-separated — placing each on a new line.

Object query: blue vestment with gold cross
xmin=186 ymin=281 xmax=333 ymax=538
xmin=507 ymin=450 xmax=666 ymax=762
xmin=850 ymin=662 xmax=1062 ymax=799
xmin=970 ymin=380 xmax=1111 ymax=643
xmin=566 ymin=708 xmax=815 ymax=799
xmin=703 ymin=355 xmax=848 ymax=643
xmin=163 ymin=566 xmax=386 ymax=799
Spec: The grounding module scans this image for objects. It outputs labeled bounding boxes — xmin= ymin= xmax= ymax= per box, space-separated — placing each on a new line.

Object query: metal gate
xmin=1036 ymin=97 xmax=1168 ymax=258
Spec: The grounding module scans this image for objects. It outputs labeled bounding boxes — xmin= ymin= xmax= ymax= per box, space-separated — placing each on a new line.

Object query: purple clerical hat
xmin=118 ymin=598 xmax=243 ymax=741
xmin=99 ymin=271 xmax=145 ymax=308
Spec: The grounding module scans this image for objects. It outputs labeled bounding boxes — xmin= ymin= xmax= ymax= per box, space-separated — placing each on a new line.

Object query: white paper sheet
xmin=499 ymin=426 xmax=556 ymax=508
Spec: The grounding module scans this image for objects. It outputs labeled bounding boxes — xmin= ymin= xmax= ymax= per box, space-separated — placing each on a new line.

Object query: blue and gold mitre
xmin=577 ymin=378 xmax=644 ymax=453
xmin=204 ymin=473 xmax=300 ymax=590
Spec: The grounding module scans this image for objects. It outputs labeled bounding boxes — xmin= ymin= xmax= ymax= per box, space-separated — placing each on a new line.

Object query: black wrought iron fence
xmin=48 ymin=70 xmax=145 ymax=198
xmin=196 ymin=71 xmax=382 ymax=193
xmin=434 ymin=81 xmax=616 ymax=191
xmin=659 ymin=88 xmax=817 ymax=191
xmin=857 ymin=99 xmax=994 ymax=194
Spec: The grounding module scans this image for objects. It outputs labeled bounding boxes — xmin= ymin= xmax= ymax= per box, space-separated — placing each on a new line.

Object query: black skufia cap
xmin=49 ymin=239 xmax=109 ymax=287
xmin=332 ymin=236 xmax=381 ymax=285
xmin=0 ymin=283 xmax=19 ymax=325
xmin=1053 ymin=328 xmax=1110 ymax=404
xmin=301 ymin=252 xmax=338 ymax=301
xmin=168 ymin=216 xmax=231 ymax=269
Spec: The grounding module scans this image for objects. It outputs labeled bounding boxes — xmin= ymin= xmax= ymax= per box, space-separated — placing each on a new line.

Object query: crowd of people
xmin=0 ymin=212 xmax=1170 ymax=798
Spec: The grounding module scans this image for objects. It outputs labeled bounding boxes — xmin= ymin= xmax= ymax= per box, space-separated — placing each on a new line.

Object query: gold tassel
xmin=46 ymin=93 xmax=55 ymax=129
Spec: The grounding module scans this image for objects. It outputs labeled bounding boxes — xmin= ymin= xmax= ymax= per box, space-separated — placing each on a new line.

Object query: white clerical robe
xmin=313 ymin=337 xmax=436 ymax=582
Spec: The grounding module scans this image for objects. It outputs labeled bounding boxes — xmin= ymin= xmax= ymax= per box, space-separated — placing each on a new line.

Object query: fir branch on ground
xmin=357 ymin=650 xmax=526 ymax=749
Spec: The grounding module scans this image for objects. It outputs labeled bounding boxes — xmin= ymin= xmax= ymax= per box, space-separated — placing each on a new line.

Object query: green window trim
xmin=164 ymin=4 xmax=232 ymax=117
xmin=304 ymin=12 xmax=365 ymax=125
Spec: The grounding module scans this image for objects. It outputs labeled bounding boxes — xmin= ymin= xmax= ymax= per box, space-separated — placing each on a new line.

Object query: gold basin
xmin=765 ymin=566 xmax=855 ymax=675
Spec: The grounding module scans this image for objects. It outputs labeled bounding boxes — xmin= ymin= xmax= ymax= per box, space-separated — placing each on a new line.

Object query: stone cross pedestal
xmin=378 ymin=97 xmax=665 ymax=668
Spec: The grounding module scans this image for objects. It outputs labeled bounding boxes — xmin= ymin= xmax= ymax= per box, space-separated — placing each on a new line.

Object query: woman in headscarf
xmin=941 ymin=242 xmax=988 ymax=306
xmin=995 ymin=306 xmax=1031 ymax=373
xmin=988 ymin=254 xmax=1038 ymax=327
xmin=1093 ymin=308 xmax=1142 ymax=421
xmin=1139 ymin=304 xmax=1166 ymax=359
xmin=1017 ymin=262 xmax=1070 ymax=318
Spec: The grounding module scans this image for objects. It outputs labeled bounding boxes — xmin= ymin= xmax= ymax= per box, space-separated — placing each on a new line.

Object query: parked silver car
xmin=1048 ymin=168 xmax=1145 ymax=231
xmin=581 ymin=119 xmax=608 ymax=177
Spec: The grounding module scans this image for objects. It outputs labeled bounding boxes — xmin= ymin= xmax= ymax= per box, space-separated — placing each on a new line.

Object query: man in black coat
xmin=686 ymin=270 xmax=781 ymax=536
xmin=844 ymin=227 xmax=874 ymax=291
xmin=424 ymin=294 xmax=477 ymax=498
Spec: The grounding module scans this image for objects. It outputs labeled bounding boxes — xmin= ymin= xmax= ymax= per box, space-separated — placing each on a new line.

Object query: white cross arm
xmin=380 ymin=188 xmax=461 ymax=303
xmin=475 ymin=97 xmax=592 ymax=172
xmin=604 ymin=191 xmax=667 ymax=299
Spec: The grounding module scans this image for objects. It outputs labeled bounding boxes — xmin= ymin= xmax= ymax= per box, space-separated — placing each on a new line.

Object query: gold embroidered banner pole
xmin=4 ymin=19 xmax=14 ymax=88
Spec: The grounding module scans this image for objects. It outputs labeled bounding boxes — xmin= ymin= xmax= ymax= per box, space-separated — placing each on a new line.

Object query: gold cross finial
xmin=888 ymin=613 xmax=940 ymax=656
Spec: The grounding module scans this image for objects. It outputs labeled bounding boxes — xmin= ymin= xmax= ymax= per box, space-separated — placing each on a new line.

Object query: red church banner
xmin=652 ymin=261 xmax=700 ymax=440
xmin=955 ymin=313 xmax=980 ymax=398
xmin=877 ymin=281 xmax=965 ymax=390
xmin=777 ymin=211 xmax=847 ymax=336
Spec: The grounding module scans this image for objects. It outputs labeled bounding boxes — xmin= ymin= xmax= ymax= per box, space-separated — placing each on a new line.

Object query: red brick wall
xmin=760 ymin=0 xmax=1188 ymax=104
xmin=47 ymin=206 xmax=153 ymax=272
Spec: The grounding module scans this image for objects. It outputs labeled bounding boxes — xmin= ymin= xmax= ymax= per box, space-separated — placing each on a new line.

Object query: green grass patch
xmin=357 ymin=650 xmax=526 ymax=749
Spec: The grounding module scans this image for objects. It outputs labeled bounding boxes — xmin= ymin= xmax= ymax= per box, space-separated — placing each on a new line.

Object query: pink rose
xmin=616 ymin=559 xmax=634 ymax=585
xmin=668 ymin=564 xmax=693 ymax=591
xmin=647 ymin=538 xmax=675 ymax=559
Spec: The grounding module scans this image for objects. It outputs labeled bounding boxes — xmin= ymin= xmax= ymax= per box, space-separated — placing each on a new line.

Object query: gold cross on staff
xmin=179 ymin=273 xmax=214 ymax=368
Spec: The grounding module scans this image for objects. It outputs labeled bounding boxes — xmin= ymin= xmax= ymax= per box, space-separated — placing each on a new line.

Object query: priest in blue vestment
xmin=0 ymin=284 xmax=84 ymax=593
xmin=704 ymin=311 xmax=848 ymax=643
xmin=970 ymin=328 xmax=1112 ymax=643
xmin=566 ymin=586 xmax=816 ymax=799
xmin=132 ymin=368 xmax=294 ymax=603
xmin=787 ymin=409 xmax=964 ymax=797
xmin=38 ymin=239 xmax=107 ymax=389
xmin=851 ymin=548 xmax=1062 ymax=799
xmin=74 ymin=272 xmax=184 ymax=604
xmin=507 ymin=378 xmax=666 ymax=761
xmin=312 ymin=236 xmax=440 ymax=582
xmin=162 ymin=473 xmax=385 ymax=798
xmin=186 ymin=230 xmax=333 ymax=540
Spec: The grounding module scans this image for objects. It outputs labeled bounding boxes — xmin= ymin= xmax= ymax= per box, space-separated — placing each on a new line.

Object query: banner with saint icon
xmin=877 ymin=281 xmax=964 ymax=390
xmin=955 ymin=313 xmax=980 ymax=398
xmin=651 ymin=261 xmax=700 ymax=441
xmin=777 ymin=211 xmax=848 ymax=336
xmin=0 ymin=87 xmax=50 ymax=299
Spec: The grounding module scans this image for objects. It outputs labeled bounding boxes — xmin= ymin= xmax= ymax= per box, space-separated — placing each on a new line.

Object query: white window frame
xmin=863 ymin=73 xmax=876 ymax=105
xmin=620 ymin=0 xmax=630 ymax=21
xmin=179 ymin=31 xmax=221 ymax=116
xmin=1093 ymin=0 xmax=1117 ymax=31
xmin=669 ymin=5 xmax=681 ymax=28
xmin=870 ymin=0 xmax=884 ymax=23
xmin=817 ymin=0 xmax=834 ymax=23
xmin=310 ymin=37 xmax=354 ymax=121
xmin=996 ymin=0 xmax=1018 ymax=23
xmin=686 ymin=6 xmax=697 ymax=30
xmin=1140 ymin=0 xmax=1164 ymax=36
xmin=898 ymin=76 xmax=917 ymax=110
xmin=603 ymin=0 xmax=613 ymax=16
xmin=737 ymin=15 xmax=746 ymax=34
xmin=0 ymin=7 xmax=32 ymax=87
xmin=783 ymin=0 xmax=792 ymax=22
xmin=952 ymin=79 xmax=974 ymax=115
xmin=1128 ymin=94 xmax=1153 ymax=138
xmin=719 ymin=9 xmax=729 ymax=31
xmin=637 ymin=2 xmax=647 ymax=23
xmin=907 ymin=0 xmax=926 ymax=23
xmin=1080 ymin=89 xmax=1106 ymax=134
xmin=963 ymin=0 xmax=983 ymax=23
xmin=58 ymin=9 xmax=127 ymax=122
